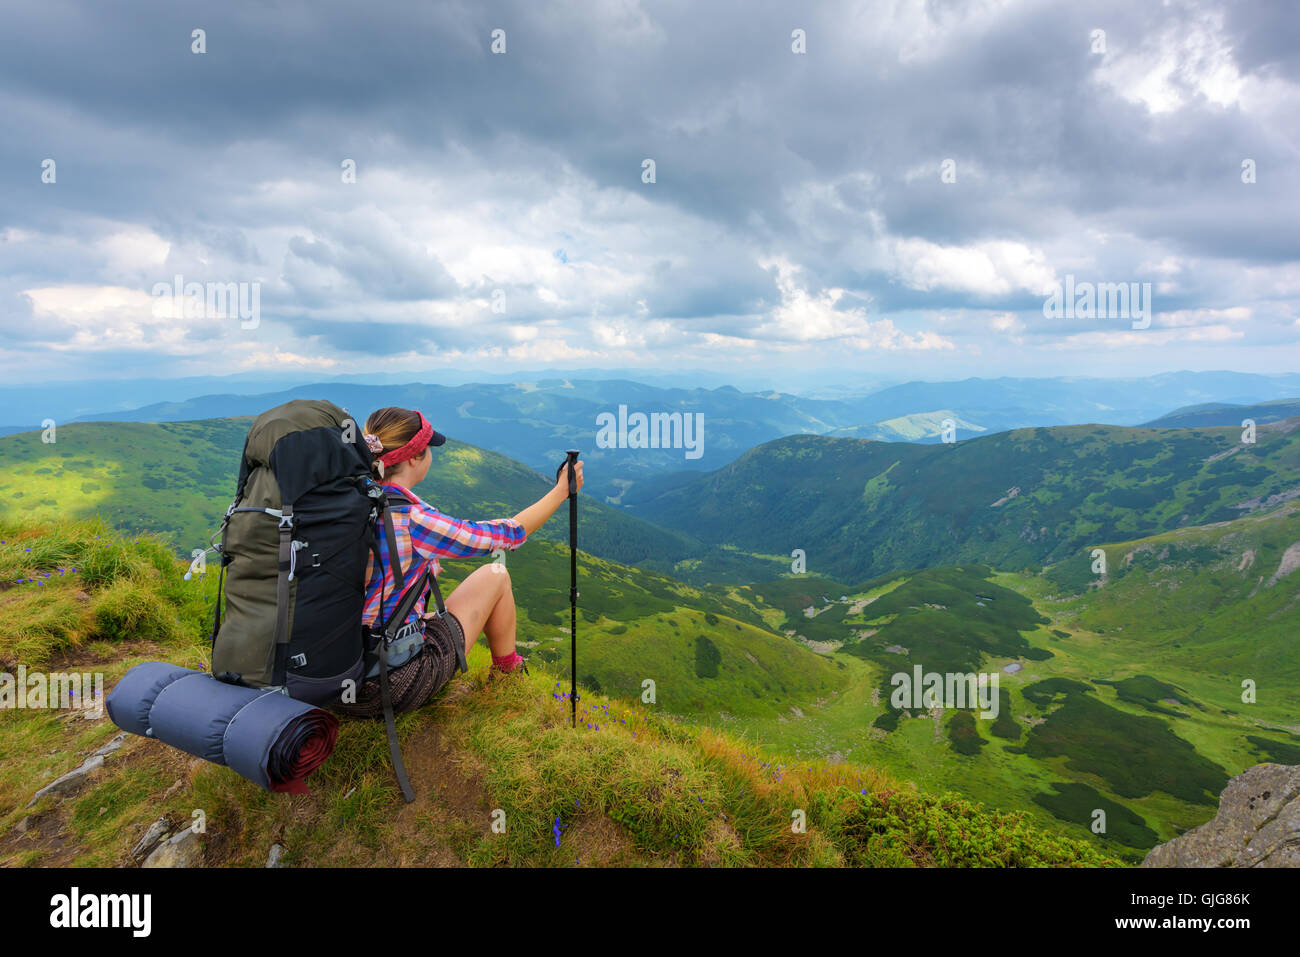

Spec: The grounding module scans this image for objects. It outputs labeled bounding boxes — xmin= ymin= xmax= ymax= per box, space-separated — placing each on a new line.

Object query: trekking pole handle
xmin=557 ymin=449 xmax=580 ymax=496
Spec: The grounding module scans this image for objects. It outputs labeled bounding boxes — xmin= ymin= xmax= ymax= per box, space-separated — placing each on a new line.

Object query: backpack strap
xmin=426 ymin=573 xmax=467 ymax=674
xmin=377 ymin=631 xmax=415 ymax=803
xmin=208 ymin=553 xmax=229 ymax=646
xmin=385 ymin=490 xmax=466 ymax=674
xmin=269 ymin=505 xmax=295 ymax=687
xmin=374 ymin=493 xmax=417 ymax=803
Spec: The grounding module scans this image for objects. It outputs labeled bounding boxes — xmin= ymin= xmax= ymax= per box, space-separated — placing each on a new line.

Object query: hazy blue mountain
xmin=850 ymin=371 xmax=1300 ymax=427
xmin=64 ymin=379 xmax=884 ymax=499
xmin=8 ymin=370 xmax=1300 ymax=500
xmin=1142 ymin=397 xmax=1300 ymax=428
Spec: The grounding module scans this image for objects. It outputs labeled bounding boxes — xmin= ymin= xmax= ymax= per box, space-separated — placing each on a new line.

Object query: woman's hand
xmin=514 ymin=459 xmax=585 ymax=536
xmin=555 ymin=459 xmax=585 ymax=495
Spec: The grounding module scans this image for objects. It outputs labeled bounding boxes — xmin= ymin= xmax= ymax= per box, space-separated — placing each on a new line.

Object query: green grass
xmin=0 ymin=516 xmax=1117 ymax=867
xmin=708 ymin=502 xmax=1300 ymax=860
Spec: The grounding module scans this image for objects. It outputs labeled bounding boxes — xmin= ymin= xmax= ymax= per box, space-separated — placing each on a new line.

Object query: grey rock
xmin=142 ymin=828 xmax=203 ymax=868
xmin=131 ymin=817 xmax=174 ymax=860
xmin=266 ymin=844 xmax=285 ymax=868
xmin=26 ymin=754 xmax=104 ymax=808
xmin=1143 ymin=764 xmax=1300 ymax=867
xmin=24 ymin=733 xmax=128 ymax=808
xmin=92 ymin=732 xmax=127 ymax=757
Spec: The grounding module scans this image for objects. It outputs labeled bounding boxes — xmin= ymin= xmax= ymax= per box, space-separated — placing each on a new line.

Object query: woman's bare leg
xmin=443 ymin=564 xmax=517 ymax=659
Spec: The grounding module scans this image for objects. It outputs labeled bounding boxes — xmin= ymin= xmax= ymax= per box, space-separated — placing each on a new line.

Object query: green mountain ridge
xmin=629 ymin=418 xmax=1300 ymax=584
xmin=0 ymin=418 xmax=778 ymax=586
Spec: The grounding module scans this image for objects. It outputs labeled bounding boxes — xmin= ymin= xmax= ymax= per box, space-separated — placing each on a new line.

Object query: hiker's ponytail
xmin=364 ymin=407 xmax=424 ymax=480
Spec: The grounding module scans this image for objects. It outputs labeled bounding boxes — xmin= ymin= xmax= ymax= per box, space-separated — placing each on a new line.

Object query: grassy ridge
xmin=0 ymin=420 xmax=780 ymax=586
xmin=0 ymin=517 xmax=1115 ymax=867
xmin=630 ymin=420 xmax=1300 ymax=583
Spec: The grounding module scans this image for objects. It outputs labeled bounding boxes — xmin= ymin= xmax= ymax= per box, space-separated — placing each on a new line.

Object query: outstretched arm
xmin=513 ymin=460 xmax=585 ymax=537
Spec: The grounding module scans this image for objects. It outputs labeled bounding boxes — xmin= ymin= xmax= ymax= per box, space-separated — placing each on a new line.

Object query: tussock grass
xmin=0 ymin=517 xmax=1119 ymax=867
xmin=0 ymin=515 xmax=214 ymax=669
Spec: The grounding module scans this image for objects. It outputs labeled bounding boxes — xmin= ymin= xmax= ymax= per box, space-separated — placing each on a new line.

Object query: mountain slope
xmin=701 ymin=504 xmax=1300 ymax=858
xmin=628 ymin=418 xmax=1300 ymax=584
xmin=1142 ymin=398 xmax=1300 ymax=429
xmin=0 ymin=517 xmax=1114 ymax=868
xmin=0 ymin=418 xmax=777 ymax=584
xmin=65 ymin=379 xmax=874 ymax=498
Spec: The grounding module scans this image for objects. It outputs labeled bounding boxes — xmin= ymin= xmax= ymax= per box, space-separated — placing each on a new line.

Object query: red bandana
xmin=378 ymin=412 xmax=434 ymax=467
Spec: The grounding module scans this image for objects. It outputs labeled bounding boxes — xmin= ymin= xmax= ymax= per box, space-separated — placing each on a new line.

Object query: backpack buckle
xmin=289 ymin=653 xmax=307 ymax=668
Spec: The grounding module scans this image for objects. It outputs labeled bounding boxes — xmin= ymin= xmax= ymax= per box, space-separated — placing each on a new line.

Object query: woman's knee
xmin=464 ymin=561 xmax=511 ymax=602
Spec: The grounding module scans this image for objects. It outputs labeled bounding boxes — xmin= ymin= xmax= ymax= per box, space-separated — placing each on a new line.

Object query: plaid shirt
xmin=363 ymin=481 xmax=527 ymax=630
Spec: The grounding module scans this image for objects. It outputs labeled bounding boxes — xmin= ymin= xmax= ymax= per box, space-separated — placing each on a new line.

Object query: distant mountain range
xmin=1142 ymin=398 xmax=1300 ymax=429
xmin=4 ymin=370 xmax=1300 ymax=499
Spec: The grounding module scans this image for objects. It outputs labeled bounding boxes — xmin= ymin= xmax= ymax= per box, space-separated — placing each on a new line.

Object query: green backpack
xmin=208 ymin=398 xmax=431 ymax=800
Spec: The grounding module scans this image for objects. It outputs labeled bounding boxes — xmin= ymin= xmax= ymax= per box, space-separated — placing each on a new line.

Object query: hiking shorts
xmin=334 ymin=611 xmax=466 ymax=718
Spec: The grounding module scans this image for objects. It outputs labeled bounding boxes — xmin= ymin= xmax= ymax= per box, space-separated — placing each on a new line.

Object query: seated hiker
xmin=334 ymin=405 xmax=583 ymax=718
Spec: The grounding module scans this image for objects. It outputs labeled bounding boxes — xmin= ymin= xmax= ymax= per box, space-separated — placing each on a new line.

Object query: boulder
xmin=142 ymin=828 xmax=203 ymax=868
xmin=131 ymin=817 xmax=174 ymax=860
xmin=1143 ymin=763 xmax=1300 ymax=867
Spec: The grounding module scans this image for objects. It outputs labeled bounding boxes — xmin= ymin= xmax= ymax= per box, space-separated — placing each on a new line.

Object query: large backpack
xmin=208 ymin=398 xmax=441 ymax=801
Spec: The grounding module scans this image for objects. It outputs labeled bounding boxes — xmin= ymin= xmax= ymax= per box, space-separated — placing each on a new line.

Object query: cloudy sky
xmin=2 ymin=0 xmax=1297 ymax=390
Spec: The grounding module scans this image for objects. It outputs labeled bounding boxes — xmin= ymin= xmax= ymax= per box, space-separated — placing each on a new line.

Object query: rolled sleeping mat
xmin=107 ymin=661 xmax=339 ymax=795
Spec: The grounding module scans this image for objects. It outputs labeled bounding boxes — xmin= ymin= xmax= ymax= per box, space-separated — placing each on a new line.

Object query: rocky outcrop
xmin=131 ymin=817 xmax=174 ymax=861
xmin=25 ymin=733 xmax=127 ymax=808
xmin=141 ymin=828 xmax=203 ymax=868
xmin=1143 ymin=763 xmax=1300 ymax=867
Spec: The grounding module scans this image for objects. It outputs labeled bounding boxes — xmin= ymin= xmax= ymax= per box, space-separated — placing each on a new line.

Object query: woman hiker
xmin=334 ymin=405 xmax=583 ymax=718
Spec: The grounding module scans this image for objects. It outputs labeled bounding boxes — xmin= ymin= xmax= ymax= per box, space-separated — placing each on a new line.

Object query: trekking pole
xmin=558 ymin=450 xmax=580 ymax=727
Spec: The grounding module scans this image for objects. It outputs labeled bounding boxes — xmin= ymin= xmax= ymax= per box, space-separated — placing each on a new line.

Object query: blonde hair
xmin=364 ymin=407 xmax=425 ymax=480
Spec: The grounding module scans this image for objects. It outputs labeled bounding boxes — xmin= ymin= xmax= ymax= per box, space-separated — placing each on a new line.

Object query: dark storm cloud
xmin=0 ymin=0 xmax=1296 ymax=378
